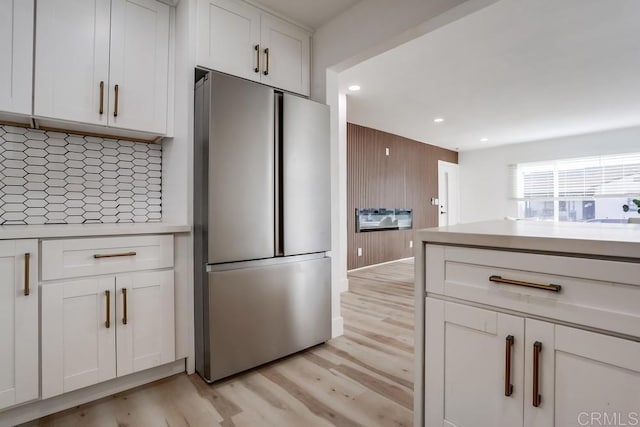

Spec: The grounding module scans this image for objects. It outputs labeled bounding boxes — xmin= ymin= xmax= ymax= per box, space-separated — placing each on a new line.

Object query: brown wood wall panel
xmin=347 ymin=123 xmax=458 ymax=270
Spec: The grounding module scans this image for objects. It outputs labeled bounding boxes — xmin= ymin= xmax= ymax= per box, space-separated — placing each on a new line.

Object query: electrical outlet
xmin=357 ymin=247 xmax=362 ymax=256
xmin=409 ymin=240 xmax=413 ymax=248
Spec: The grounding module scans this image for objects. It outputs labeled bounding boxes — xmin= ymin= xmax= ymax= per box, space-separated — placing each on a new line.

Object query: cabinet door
xmin=0 ymin=0 xmax=33 ymax=115
xmin=41 ymin=278 xmax=116 ymax=399
xmin=109 ymin=0 xmax=170 ymax=134
xmin=425 ymin=298 xmax=524 ymax=427
xmin=34 ymin=0 xmax=111 ymax=125
xmin=116 ymin=271 xmax=175 ymax=377
xmin=197 ymin=0 xmax=261 ymax=82
xmin=260 ymin=15 xmax=310 ymax=95
xmin=0 ymin=241 xmax=38 ymax=410
xmin=525 ymin=321 xmax=640 ymax=427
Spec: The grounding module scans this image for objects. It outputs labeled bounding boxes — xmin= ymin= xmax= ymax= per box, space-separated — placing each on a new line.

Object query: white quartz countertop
xmin=0 ymin=223 xmax=191 ymax=240
xmin=416 ymin=219 xmax=640 ymax=259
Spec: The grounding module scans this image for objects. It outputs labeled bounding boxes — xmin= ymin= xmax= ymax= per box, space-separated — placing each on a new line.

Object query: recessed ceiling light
xmin=348 ymin=85 xmax=361 ymax=92
xmin=434 ymin=118 xmax=444 ymax=123
xmin=480 ymin=138 xmax=489 ymax=142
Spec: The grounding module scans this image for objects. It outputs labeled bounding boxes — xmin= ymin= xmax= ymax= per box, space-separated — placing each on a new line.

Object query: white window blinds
xmin=510 ymin=153 xmax=640 ymax=200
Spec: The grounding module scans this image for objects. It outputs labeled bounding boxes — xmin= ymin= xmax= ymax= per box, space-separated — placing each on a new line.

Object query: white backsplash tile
xmin=0 ymin=125 xmax=162 ymax=225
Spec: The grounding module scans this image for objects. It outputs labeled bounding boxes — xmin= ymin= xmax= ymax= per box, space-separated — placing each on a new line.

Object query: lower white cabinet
xmin=0 ymin=240 xmax=38 ymax=410
xmin=42 ymin=270 xmax=174 ymax=399
xmin=426 ymin=298 xmax=640 ymax=427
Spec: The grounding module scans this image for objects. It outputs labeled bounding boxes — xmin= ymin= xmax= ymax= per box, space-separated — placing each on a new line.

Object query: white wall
xmin=458 ymin=125 xmax=640 ymax=223
xmin=313 ymin=0 xmax=498 ymax=337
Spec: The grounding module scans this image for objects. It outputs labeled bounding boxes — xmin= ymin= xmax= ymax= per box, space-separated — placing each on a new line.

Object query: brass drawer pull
xmin=105 ymin=290 xmax=111 ymax=328
xmin=99 ymin=81 xmax=105 ymax=115
xmin=122 ymin=288 xmax=128 ymax=325
xmin=532 ymin=341 xmax=542 ymax=407
xmin=489 ymin=275 xmax=561 ymax=293
xmin=24 ymin=253 xmax=30 ymax=296
xmin=263 ymin=47 xmax=270 ymax=75
xmin=114 ymin=84 xmax=119 ymax=117
xmin=505 ymin=335 xmax=514 ymax=397
xmin=254 ymin=44 xmax=260 ymax=73
xmin=94 ymin=251 xmax=137 ymax=259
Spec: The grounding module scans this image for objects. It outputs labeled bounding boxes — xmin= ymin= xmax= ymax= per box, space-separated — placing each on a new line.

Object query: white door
xmin=425 ymin=298 xmax=524 ymax=427
xmin=0 ymin=240 xmax=38 ymax=410
xmin=34 ymin=0 xmax=111 ymax=125
xmin=0 ymin=0 xmax=33 ymax=115
xmin=116 ymin=271 xmax=175 ymax=376
xmin=438 ymin=160 xmax=460 ymax=226
xmin=524 ymin=320 xmax=640 ymax=427
xmin=109 ymin=0 xmax=170 ymax=134
xmin=197 ymin=0 xmax=261 ymax=82
xmin=260 ymin=15 xmax=310 ymax=95
xmin=41 ymin=278 xmax=116 ymax=399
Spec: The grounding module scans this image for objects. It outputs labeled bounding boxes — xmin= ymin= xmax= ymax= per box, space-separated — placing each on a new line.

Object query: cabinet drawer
xmin=426 ymin=245 xmax=640 ymax=338
xmin=42 ymin=235 xmax=173 ymax=281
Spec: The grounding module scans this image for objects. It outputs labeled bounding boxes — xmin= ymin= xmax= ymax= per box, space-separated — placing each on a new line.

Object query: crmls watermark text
xmin=578 ymin=412 xmax=640 ymax=426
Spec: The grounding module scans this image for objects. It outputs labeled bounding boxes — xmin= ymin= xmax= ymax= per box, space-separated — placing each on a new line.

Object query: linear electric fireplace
xmin=356 ymin=208 xmax=413 ymax=232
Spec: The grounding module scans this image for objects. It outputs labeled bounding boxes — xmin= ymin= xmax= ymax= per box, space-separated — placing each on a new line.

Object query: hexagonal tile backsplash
xmin=0 ymin=125 xmax=161 ymax=225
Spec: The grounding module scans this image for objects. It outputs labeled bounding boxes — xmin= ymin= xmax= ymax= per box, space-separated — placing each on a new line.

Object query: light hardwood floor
xmin=23 ymin=259 xmax=415 ymax=427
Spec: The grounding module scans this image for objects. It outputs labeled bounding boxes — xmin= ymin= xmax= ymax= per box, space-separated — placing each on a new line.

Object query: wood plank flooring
xmin=22 ymin=260 xmax=415 ymax=427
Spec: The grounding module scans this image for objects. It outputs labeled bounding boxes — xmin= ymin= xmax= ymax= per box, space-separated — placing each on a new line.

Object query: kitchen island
xmin=414 ymin=220 xmax=640 ymax=427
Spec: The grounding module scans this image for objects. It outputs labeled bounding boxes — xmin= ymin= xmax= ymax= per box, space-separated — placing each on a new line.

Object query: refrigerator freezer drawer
xmin=203 ymin=257 xmax=331 ymax=382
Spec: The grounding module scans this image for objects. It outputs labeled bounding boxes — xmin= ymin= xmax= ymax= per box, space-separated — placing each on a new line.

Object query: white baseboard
xmin=331 ymin=316 xmax=344 ymax=338
xmin=0 ymin=359 xmax=186 ymax=427
xmin=347 ymin=257 xmax=414 ymax=274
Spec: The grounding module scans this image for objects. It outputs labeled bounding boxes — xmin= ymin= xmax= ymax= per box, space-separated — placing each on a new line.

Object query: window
xmin=510 ymin=153 xmax=640 ymax=222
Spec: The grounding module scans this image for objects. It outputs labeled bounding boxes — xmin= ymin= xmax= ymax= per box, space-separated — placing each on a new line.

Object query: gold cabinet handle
xmin=99 ymin=81 xmax=105 ymax=115
xmin=489 ymin=275 xmax=561 ymax=293
xmin=114 ymin=84 xmax=119 ymax=117
xmin=505 ymin=335 xmax=514 ymax=397
xmin=122 ymin=288 xmax=128 ymax=325
xmin=254 ymin=44 xmax=260 ymax=73
xmin=24 ymin=253 xmax=30 ymax=296
xmin=105 ymin=290 xmax=111 ymax=328
xmin=93 ymin=251 xmax=136 ymax=259
xmin=532 ymin=341 xmax=542 ymax=407
xmin=263 ymin=47 xmax=270 ymax=75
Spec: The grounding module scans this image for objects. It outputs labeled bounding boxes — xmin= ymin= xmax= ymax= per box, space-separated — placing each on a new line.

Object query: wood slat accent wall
xmin=347 ymin=123 xmax=458 ymax=269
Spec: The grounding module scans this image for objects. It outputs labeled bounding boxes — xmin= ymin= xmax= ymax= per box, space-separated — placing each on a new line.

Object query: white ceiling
xmin=252 ymin=0 xmax=360 ymax=29
xmin=341 ymin=0 xmax=640 ymax=151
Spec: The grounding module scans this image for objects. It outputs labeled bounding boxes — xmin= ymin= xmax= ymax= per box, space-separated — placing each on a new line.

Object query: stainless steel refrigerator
xmin=193 ymin=71 xmax=331 ymax=383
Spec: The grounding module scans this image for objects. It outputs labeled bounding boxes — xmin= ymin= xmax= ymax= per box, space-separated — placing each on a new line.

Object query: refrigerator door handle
xmin=274 ymin=92 xmax=284 ymax=257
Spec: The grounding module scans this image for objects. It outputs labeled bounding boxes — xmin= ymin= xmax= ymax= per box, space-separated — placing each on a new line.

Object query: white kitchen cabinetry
xmin=426 ymin=299 xmax=640 ymax=427
xmin=0 ymin=0 xmax=34 ymax=119
xmin=41 ymin=278 xmax=117 ymax=398
xmin=115 ymin=271 xmax=175 ymax=376
xmin=0 ymin=240 xmax=38 ymax=410
xmin=260 ymin=14 xmax=310 ymax=96
xmin=197 ymin=0 xmax=310 ymax=95
xmin=35 ymin=0 xmax=170 ymax=135
xmin=422 ymin=243 xmax=640 ymax=427
xmin=41 ymin=236 xmax=175 ymax=399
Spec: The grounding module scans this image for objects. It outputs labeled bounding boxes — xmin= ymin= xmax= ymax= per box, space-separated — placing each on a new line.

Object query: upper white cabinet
xmin=197 ymin=0 xmax=261 ymax=82
xmin=109 ymin=0 xmax=170 ymax=133
xmin=0 ymin=0 xmax=34 ymax=117
xmin=197 ymin=0 xmax=310 ymax=95
xmin=260 ymin=14 xmax=309 ymax=96
xmin=35 ymin=0 xmax=171 ymax=135
xmin=0 ymin=240 xmax=38 ymax=411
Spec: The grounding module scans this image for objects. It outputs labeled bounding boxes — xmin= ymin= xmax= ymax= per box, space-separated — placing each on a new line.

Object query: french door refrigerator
xmin=194 ymin=71 xmax=331 ymax=383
